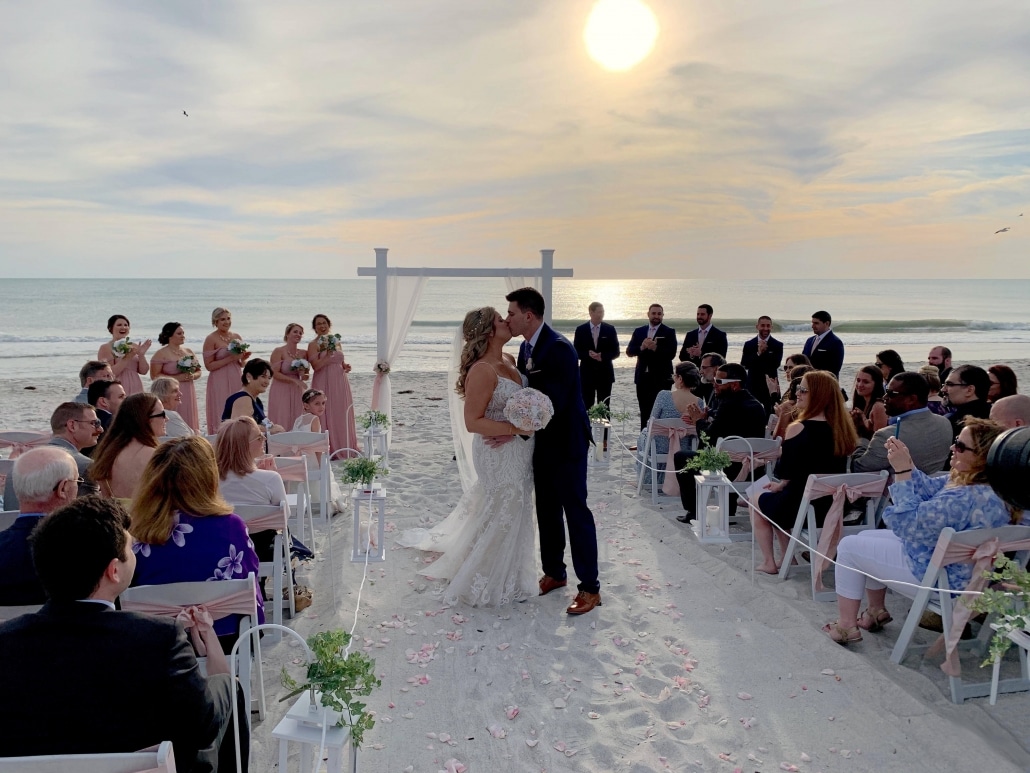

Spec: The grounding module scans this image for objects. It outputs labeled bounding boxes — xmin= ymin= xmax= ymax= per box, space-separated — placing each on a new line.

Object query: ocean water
xmin=0 ymin=278 xmax=1027 ymax=384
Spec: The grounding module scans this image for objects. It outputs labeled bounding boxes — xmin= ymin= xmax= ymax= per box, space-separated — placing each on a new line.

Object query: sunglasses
xmin=884 ymin=389 xmax=907 ymax=398
xmin=713 ymin=378 xmax=741 ymax=385
xmin=796 ymin=386 xmax=810 ymax=394
xmin=952 ymin=439 xmax=973 ymax=453
xmin=150 ymin=411 xmax=167 ymax=419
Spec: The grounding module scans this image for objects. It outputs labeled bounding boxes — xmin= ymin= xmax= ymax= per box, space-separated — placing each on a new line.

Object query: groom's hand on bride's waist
xmin=484 ymin=434 xmax=515 ymax=448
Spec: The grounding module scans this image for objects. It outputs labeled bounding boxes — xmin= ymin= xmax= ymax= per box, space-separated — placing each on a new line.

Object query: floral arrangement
xmin=176 ymin=354 xmax=201 ymax=375
xmin=290 ymin=358 xmax=311 ymax=374
xmin=969 ymin=556 xmax=1030 ymax=666
xmin=318 ymin=333 xmax=343 ymax=352
xmin=503 ymin=388 xmax=554 ymax=432
xmin=587 ymin=402 xmax=631 ymax=423
xmin=111 ymin=338 xmax=134 ymax=359
xmin=280 ymin=629 xmax=381 ymax=748
xmin=373 ymin=361 xmax=391 ymax=375
xmin=682 ymin=432 xmax=733 ymax=474
xmin=227 ymin=339 xmax=250 ymax=355
xmin=340 ymin=456 xmax=388 ymax=488
xmin=358 ymin=410 xmax=390 ymax=430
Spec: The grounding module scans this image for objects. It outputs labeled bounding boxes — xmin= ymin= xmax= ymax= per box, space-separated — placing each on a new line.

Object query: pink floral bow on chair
xmin=806 ymin=477 xmax=889 ymax=591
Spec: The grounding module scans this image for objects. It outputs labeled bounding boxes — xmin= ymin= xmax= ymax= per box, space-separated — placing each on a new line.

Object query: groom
xmin=504 ymin=287 xmax=601 ymax=615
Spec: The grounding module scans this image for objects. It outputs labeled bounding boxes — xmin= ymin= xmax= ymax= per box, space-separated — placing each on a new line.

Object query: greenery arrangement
xmin=682 ymin=432 xmax=733 ymax=474
xmin=358 ymin=410 xmax=391 ymax=430
xmin=339 ymin=456 xmax=388 ymax=488
xmin=281 ymin=629 xmax=381 ymax=748
xmin=968 ymin=556 xmax=1030 ymax=667
xmin=587 ymin=402 xmax=631 ymax=422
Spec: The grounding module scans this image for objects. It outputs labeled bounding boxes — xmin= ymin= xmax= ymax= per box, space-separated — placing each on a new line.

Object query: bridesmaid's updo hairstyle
xmin=283 ymin=323 xmax=303 ymax=341
xmin=211 ymin=307 xmax=231 ymax=326
xmin=312 ymin=314 xmax=332 ymax=329
xmin=242 ymin=358 xmax=273 ymax=386
xmin=106 ymin=315 xmax=129 ymax=333
xmin=158 ymin=322 xmax=181 ymax=346
xmin=455 ymin=306 xmax=497 ymax=398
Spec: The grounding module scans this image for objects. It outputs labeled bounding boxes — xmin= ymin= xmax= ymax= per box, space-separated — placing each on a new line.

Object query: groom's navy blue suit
xmin=518 ymin=324 xmax=600 ymax=594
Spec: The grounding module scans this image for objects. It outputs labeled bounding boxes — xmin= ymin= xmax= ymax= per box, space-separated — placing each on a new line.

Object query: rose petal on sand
xmin=441 ymin=759 xmax=467 ymax=773
xmin=526 ymin=739 xmax=539 ymax=747
xmin=739 ymin=717 xmax=756 ymax=729
xmin=820 ymin=668 xmax=835 ymax=676
xmin=779 ymin=764 xmax=799 ymax=772
xmin=588 ymin=712 xmax=600 ymax=719
xmin=800 ymin=752 xmax=812 ymax=762
xmin=506 ymin=706 xmax=519 ymax=720
xmin=520 ymin=669 xmax=530 ymax=680
xmin=554 ymin=698 xmax=567 ymax=709
xmin=497 ymin=642 xmax=510 ymax=650
xmin=737 ymin=692 xmax=753 ymax=700
xmin=487 ymin=724 xmax=506 ymax=739
xmin=698 ymin=695 xmax=710 ymax=708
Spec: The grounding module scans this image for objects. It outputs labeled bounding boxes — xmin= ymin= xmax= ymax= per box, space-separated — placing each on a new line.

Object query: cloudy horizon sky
xmin=2 ymin=0 xmax=1029 ymax=278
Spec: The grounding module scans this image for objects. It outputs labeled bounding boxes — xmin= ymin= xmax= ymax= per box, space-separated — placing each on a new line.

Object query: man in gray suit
xmin=851 ymin=372 xmax=952 ymax=474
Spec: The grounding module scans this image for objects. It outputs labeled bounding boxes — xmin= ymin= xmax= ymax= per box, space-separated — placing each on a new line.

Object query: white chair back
xmin=0 ymin=510 xmax=19 ymax=531
xmin=268 ymin=431 xmax=332 ymax=525
xmin=636 ymin=417 xmax=694 ymax=504
xmin=0 ymin=431 xmax=51 ymax=459
xmin=0 ymin=740 xmax=177 ymax=773
xmin=233 ymin=503 xmax=294 ymax=629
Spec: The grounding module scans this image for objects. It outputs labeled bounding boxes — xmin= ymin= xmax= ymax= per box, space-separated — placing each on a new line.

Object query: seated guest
xmin=0 ymin=447 xmax=79 ymax=604
xmin=988 ymin=364 xmax=1018 ymax=404
xmin=694 ymin=353 xmax=725 ymax=406
xmin=294 ymin=388 xmax=327 ymax=433
xmin=751 ymin=371 xmax=857 ymax=574
xmin=131 ymin=436 xmax=264 ymax=646
xmin=222 ymin=358 xmax=285 ymax=433
xmin=771 ymin=364 xmax=813 ymax=440
xmin=74 ymin=360 xmax=113 ymax=403
xmin=86 ymin=378 xmax=127 ymax=432
xmin=875 ymin=349 xmax=905 ymax=384
xmin=634 ymin=362 xmax=702 ymax=483
xmin=991 ymin=394 xmax=1030 ymax=429
xmin=942 ymin=364 xmax=991 ymax=438
xmin=151 ymin=376 xmax=197 ymax=438
xmin=822 ymin=418 xmax=1017 ymax=644
xmin=0 ymin=496 xmax=243 ymax=771
xmin=918 ymin=365 xmax=948 ymax=415
xmin=852 ymin=372 xmax=953 ymax=474
xmin=3 ymin=402 xmax=102 ymax=510
xmin=673 ymin=363 xmax=767 ymax=523
xmin=849 ymin=365 xmax=888 ymax=440
xmin=88 ymin=393 xmax=168 ymax=499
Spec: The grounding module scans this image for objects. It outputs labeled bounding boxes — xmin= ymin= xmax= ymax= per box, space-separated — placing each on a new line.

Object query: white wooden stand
xmin=362 ymin=425 xmax=390 ymax=470
xmin=351 ymin=486 xmax=386 ymax=562
xmin=272 ymin=694 xmax=357 ymax=773
xmin=989 ymin=625 xmax=1030 ymax=705
xmin=587 ymin=420 xmax=610 ymax=467
xmin=692 ymin=473 xmax=732 ymax=544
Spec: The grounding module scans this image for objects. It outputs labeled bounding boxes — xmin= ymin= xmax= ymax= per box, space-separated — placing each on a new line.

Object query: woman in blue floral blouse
xmin=823 ymin=417 xmax=1018 ymax=645
xmin=129 ymin=436 xmax=264 ymax=648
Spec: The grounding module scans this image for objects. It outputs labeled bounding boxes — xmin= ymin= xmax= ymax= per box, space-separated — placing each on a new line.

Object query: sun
xmin=584 ymin=0 xmax=659 ymax=72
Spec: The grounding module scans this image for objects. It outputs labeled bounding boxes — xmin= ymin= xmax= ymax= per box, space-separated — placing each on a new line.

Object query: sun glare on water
xmin=584 ymin=0 xmax=659 ymax=72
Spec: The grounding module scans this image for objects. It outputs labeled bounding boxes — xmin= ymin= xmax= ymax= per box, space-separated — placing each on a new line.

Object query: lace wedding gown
xmin=397 ymin=377 xmax=537 ymax=606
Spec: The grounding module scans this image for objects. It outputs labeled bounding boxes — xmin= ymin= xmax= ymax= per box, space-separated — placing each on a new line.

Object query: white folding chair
xmin=119 ymin=573 xmax=265 ymax=720
xmin=715 ymin=436 xmax=781 ymax=539
xmin=268 ymin=431 xmax=332 ymax=526
xmin=271 ymin=455 xmax=315 ymax=546
xmin=0 ymin=509 xmax=19 ymax=531
xmin=636 ymin=418 xmax=695 ymax=504
xmin=0 ymin=603 xmax=43 ymax=623
xmin=0 ymin=431 xmax=51 ymax=459
xmin=232 ymin=503 xmax=294 ymax=630
xmin=891 ymin=524 xmax=1030 ymax=703
xmin=777 ymin=471 xmax=889 ymax=601
xmin=1 ymin=739 xmax=177 ymax=773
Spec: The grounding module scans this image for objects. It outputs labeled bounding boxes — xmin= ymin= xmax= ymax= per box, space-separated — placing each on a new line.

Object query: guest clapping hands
xmin=98 ymin=315 xmax=150 ymax=396
xmin=204 ymin=307 xmax=251 ymax=435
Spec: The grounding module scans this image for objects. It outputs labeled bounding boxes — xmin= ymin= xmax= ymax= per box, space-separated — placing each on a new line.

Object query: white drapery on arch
xmin=504 ymin=276 xmax=541 ymax=294
xmin=370 ymin=274 xmax=427 ymax=421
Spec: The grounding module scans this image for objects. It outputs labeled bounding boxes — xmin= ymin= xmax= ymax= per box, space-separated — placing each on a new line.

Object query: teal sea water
xmin=0 ymin=278 xmax=1027 ymax=382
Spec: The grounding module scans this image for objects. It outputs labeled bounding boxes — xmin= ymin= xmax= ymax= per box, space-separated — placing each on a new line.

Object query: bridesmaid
xmin=203 ymin=307 xmax=251 ymax=435
xmin=269 ymin=323 xmax=309 ymax=430
xmin=98 ymin=315 xmax=151 ymax=396
xmin=149 ymin=322 xmax=201 ymax=432
xmin=307 ymin=313 xmax=359 ymax=457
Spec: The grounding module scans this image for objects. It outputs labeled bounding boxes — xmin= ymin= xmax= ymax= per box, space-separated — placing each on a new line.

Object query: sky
xmin=2 ymin=0 xmax=1029 ymax=278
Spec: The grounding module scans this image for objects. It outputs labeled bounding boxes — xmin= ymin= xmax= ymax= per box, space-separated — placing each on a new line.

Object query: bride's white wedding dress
xmin=396 ymin=377 xmax=537 ymax=606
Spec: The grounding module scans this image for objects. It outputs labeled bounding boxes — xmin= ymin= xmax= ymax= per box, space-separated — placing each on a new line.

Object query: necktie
xmin=698 ymin=328 xmax=707 ymax=346
xmin=592 ymin=325 xmax=599 ymax=347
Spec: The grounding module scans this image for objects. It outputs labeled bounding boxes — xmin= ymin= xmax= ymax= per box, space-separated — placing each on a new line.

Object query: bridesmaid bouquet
xmin=228 ymin=339 xmax=250 ymax=355
xmin=503 ymin=388 xmax=554 ymax=432
xmin=111 ymin=338 xmax=134 ymax=358
xmin=177 ymin=354 xmax=201 ymax=375
xmin=290 ymin=358 xmax=311 ymax=377
xmin=318 ymin=333 xmax=343 ymax=352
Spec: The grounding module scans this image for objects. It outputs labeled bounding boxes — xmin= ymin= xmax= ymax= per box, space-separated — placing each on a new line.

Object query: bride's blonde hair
xmin=455 ymin=307 xmax=497 ymax=397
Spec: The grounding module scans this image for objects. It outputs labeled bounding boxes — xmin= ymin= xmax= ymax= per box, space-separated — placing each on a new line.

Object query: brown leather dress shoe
xmin=539 ymin=575 xmax=568 ymax=596
xmin=566 ymin=591 xmax=602 ymax=615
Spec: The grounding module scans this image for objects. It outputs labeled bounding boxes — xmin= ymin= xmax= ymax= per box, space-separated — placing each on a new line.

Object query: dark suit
xmin=2 ymin=436 xmax=97 ymax=511
xmin=802 ymin=330 xmax=845 ymax=377
xmin=678 ymin=326 xmax=729 ymax=366
xmin=0 ymin=514 xmax=45 ymax=605
xmin=627 ymin=323 xmax=678 ymax=428
xmin=0 ymin=602 xmax=237 ymax=772
xmin=740 ymin=335 xmax=784 ymax=413
xmin=573 ymin=321 xmax=620 ymax=409
xmin=518 ymin=325 xmax=599 ymax=594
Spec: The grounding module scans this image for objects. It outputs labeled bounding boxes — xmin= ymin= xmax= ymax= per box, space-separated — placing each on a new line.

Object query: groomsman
xmin=802 ymin=310 xmax=845 ymax=377
xmin=573 ymin=302 xmax=620 ymax=409
xmin=626 ymin=304 xmax=678 ymax=429
xmin=679 ymin=304 xmax=728 ymax=366
xmin=740 ymin=315 xmax=783 ymax=414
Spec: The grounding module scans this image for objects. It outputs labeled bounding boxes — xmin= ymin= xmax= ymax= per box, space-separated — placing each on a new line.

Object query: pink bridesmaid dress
xmin=268 ymin=361 xmax=304 ymax=430
xmin=117 ymin=360 xmax=145 ymax=396
xmin=204 ymin=347 xmax=241 ymax=435
xmin=312 ymin=352 xmax=359 ymax=457
xmin=161 ymin=361 xmax=199 ymax=431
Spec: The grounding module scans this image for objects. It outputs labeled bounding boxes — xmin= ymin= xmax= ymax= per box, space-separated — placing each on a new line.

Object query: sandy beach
xmin=2 ymin=363 xmax=1029 ymax=772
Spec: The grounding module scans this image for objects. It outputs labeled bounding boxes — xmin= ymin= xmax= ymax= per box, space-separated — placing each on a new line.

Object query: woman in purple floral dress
xmin=130 ymin=436 xmax=264 ymax=644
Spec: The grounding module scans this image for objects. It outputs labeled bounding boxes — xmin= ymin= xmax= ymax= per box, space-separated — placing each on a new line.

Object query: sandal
xmin=857 ymin=607 xmax=893 ymax=632
xmin=289 ymin=585 xmax=314 ymax=612
xmin=822 ymin=621 xmax=862 ymax=645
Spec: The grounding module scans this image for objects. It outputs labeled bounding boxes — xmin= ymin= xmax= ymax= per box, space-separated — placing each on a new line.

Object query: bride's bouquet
xmin=318 ymin=333 xmax=342 ymax=352
xmin=111 ymin=338 xmax=134 ymax=359
xmin=503 ymin=388 xmax=554 ymax=432
xmin=227 ymin=339 xmax=250 ymax=355
xmin=176 ymin=354 xmax=201 ymax=375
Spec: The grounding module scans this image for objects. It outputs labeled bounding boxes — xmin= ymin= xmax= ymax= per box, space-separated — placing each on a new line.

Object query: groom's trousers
xmin=534 ymin=453 xmax=600 ymax=595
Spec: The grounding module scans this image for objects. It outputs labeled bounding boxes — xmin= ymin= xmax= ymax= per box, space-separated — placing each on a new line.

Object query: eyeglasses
xmin=73 ymin=419 xmax=103 ymax=429
xmin=149 ymin=411 xmax=167 ymax=419
xmin=53 ymin=476 xmax=85 ymax=492
xmin=943 ymin=381 xmax=968 ymax=389
xmin=884 ymin=389 xmax=907 ymax=398
xmin=713 ymin=378 xmax=741 ymax=385
xmin=796 ymin=386 xmax=810 ymax=394
xmin=250 ymin=434 xmax=265 ymax=443
xmin=952 ymin=439 xmax=973 ymax=453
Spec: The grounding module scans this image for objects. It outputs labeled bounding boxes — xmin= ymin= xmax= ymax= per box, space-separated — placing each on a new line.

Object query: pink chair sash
xmin=727 ymin=448 xmax=782 ymax=483
xmin=805 ymin=478 xmax=888 ymax=591
xmin=0 ymin=432 xmax=51 ymax=459
xmin=649 ymin=424 xmax=694 ymax=497
xmin=240 ymin=507 xmax=288 ymax=532
xmin=122 ymin=587 xmax=257 ymax=656
xmin=255 ymin=454 xmax=276 ymax=471
xmin=931 ymin=536 xmax=1030 ymax=676
xmin=273 ymin=456 xmax=309 ymax=482
xmin=267 ymin=436 xmax=329 ymax=458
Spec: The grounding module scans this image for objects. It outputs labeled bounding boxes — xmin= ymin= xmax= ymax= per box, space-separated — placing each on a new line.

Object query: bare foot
xmin=755 ymin=563 xmax=780 ymax=575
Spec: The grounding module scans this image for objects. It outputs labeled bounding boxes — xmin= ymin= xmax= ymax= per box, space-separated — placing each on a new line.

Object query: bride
xmin=396 ymin=307 xmax=537 ymax=606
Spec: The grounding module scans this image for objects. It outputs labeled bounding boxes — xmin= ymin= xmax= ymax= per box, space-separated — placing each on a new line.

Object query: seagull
xmin=996 ymin=227 xmax=1010 ymax=234
xmin=183 ymin=110 xmax=188 ymax=117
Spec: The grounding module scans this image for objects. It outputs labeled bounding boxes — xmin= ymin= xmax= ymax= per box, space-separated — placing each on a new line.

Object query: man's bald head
xmin=991 ymin=394 xmax=1030 ymax=430
xmin=12 ymin=446 xmax=78 ymax=514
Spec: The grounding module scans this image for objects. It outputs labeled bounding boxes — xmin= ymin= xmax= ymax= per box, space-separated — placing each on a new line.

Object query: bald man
xmin=990 ymin=394 xmax=1030 ymax=429
xmin=0 ymin=447 xmax=79 ymax=604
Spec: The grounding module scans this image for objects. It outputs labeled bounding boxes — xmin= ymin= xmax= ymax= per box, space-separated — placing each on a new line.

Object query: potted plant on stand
xmin=586 ymin=402 xmax=630 ymax=464
xmin=358 ymin=410 xmax=391 ymax=468
xmin=340 ymin=456 xmax=388 ymax=561
xmin=682 ymin=432 xmax=732 ymax=478
xmin=340 ymin=456 xmax=387 ymax=493
xmin=681 ymin=433 xmax=734 ymax=542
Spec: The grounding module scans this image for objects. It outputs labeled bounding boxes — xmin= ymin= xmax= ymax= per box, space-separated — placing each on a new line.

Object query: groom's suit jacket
xmin=517 ymin=324 xmax=592 ymax=463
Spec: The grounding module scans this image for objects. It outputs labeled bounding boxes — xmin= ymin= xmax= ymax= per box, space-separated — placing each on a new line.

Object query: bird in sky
xmin=995 ymin=227 xmax=1010 ymax=234
xmin=183 ymin=110 xmax=188 ymax=117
